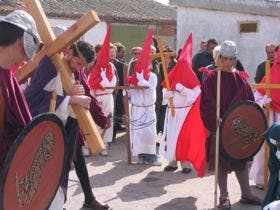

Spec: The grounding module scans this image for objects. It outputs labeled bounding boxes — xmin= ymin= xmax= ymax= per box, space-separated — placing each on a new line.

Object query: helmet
xmin=1 ymin=10 xmax=41 ymax=59
xmin=52 ymin=25 xmax=67 ymax=37
xmin=220 ymin=40 xmax=238 ymax=58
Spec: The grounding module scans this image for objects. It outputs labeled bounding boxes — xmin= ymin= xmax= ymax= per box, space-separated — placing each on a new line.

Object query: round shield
xmin=0 ymin=113 xmax=67 ymax=210
xmin=220 ymin=100 xmax=267 ymax=162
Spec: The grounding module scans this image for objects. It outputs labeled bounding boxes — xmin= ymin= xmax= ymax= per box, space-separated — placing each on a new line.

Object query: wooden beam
xmin=154 ymin=37 xmax=176 ymax=116
xmin=149 ymin=52 xmax=176 ymax=60
xmin=15 ymin=10 xmax=100 ymax=83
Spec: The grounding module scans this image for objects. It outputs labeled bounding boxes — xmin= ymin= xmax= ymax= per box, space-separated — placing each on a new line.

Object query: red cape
xmin=162 ymin=33 xmax=207 ymax=177
xmin=175 ymin=95 xmax=207 ymax=177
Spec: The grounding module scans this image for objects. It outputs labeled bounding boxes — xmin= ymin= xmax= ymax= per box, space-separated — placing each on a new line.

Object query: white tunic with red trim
xmin=159 ymin=85 xmax=200 ymax=161
xmin=91 ymin=64 xmax=117 ymax=143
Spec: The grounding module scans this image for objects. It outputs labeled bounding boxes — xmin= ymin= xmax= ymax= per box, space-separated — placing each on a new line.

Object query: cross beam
xmin=21 ymin=0 xmax=105 ymax=154
xmin=149 ymin=37 xmax=176 ymax=116
xmin=250 ymin=60 xmax=277 ymax=191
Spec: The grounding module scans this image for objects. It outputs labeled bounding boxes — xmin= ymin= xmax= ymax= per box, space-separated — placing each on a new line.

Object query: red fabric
xmin=175 ymin=95 xmax=208 ymax=177
xmin=88 ymin=25 xmax=114 ymax=90
xmin=10 ymin=61 xmax=27 ymax=73
xmin=162 ymin=33 xmax=200 ymax=90
xmin=128 ymin=30 xmax=153 ymax=86
xmin=257 ymin=49 xmax=280 ymax=112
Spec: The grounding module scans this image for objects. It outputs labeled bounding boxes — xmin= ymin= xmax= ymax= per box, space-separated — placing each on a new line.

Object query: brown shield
xmin=0 ymin=113 xmax=67 ymax=210
xmin=220 ymin=100 xmax=267 ymax=162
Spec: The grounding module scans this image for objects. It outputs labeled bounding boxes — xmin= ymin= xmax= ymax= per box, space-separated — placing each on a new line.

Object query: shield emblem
xmin=220 ymin=100 xmax=267 ymax=162
xmin=0 ymin=113 xmax=67 ymax=210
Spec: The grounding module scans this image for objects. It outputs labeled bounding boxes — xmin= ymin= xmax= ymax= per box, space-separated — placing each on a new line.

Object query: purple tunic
xmin=200 ymin=70 xmax=255 ymax=171
xmin=0 ymin=68 xmax=32 ymax=170
xmin=200 ymin=70 xmax=254 ymax=132
xmin=24 ymin=56 xmax=108 ymax=146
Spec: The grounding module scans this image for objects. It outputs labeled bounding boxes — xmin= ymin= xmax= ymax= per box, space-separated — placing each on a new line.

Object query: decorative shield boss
xmin=0 ymin=113 xmax=67 ymax=210
xmin=220 ymin=100 xmax=267 ymax=162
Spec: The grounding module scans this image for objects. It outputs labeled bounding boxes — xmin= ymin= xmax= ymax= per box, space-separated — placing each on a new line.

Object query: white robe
xmin=92 ymin=67 xmax=117 ymax=144
xmin=159 ymin=85 xmax=201 ymax=162
xmin=249 ymin=90 xmax=280 ymax=185
xmin=128 ymin=73 xmax=157 ymax=156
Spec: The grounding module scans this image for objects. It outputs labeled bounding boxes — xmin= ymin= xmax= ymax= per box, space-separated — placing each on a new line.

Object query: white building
xmin=170 ymin=0 xmax=280 ymax=80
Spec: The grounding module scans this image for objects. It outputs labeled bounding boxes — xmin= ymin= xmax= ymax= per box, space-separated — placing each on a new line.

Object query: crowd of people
xmin=1 ymin=9 xmax=280 ymax=210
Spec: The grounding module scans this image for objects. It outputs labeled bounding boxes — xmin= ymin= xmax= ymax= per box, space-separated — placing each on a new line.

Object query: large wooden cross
xmin=149 ymin=37 xmax=176 ymax=116
xmin=251 ymin=60 xmax=280 ymax=191
xmin=17 ymin=0 xmax=105 ymax=154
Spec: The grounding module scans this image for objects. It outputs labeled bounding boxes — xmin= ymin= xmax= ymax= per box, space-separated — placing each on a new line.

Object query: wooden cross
xmin=18 ymin=0 xmax=105 ymax=154
xmin=251 ymin=60 xmax=280 ymax=191
xmin=149 ymin=37 xmax=176 ymax=116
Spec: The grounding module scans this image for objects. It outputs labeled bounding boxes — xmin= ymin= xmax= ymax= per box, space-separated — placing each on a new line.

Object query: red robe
xmin=0 ymin=68 xmax=32 ymax=170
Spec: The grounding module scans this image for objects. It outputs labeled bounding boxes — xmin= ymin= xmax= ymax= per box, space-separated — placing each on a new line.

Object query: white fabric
xmin=43 ymin=72 xmax=73 ymax=125
xmin=128 ymin=72 xmax=157 ymax=156
xmin=250 ymin=90 xmax=280 ymax=185
xmin=93 ymin=72 xmax=117 ymax=143
xmin=48 ymin=187 xmax=64 ymax=210
xmin=43 ymin=72 xmax=64 ymax=96
xmin=263 ymin=200 xmax=280 ymax=210
xmin=159 ymin=85 xmax=200 ymax=161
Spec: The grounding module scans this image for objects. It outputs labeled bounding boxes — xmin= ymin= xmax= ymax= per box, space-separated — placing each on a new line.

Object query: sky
xmin=154 ymin=0 xmax=169 ymax=5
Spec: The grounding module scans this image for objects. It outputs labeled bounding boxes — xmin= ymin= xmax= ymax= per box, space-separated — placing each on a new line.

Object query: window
xmin=239 ymin=21 xmax=258 ymax=33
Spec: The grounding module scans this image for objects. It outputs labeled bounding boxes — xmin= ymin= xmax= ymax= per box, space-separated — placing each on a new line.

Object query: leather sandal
xmin=163 ymin=165 xmax=178 ymax=172
xmin=82 ymin=199 xmax=110 ymax=210
xmin=239 ymin=196 xmax=262 ymax=206
xmin=217 ymin=198 xmax=231 ymax=209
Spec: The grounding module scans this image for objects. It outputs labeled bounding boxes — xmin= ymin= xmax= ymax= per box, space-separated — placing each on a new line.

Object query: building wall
xmin=48 ymin=18 xmax=107 ymax=47
xmin=0 ymin=15 xmax=176 ymax=63
xmin=176 ymin=7 xmax=280 ymax=81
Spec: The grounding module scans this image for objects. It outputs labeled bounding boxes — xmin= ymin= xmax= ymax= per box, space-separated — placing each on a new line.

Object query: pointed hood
xmin=258 ymin=48 xmax=280 ymax=112
xmin=162 ymin=33 xmax=200 ymax=90
xmin=89 ymin=25 xmax=114 ymax=89
xmin=128 ymin=30 xmax=153 ymax=86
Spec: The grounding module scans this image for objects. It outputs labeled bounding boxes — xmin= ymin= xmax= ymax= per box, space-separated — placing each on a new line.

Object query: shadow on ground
xmin=154 ymin=197 xmax=198 ymax=210
xmin=117 ymin=171 xmax=197 ymax=202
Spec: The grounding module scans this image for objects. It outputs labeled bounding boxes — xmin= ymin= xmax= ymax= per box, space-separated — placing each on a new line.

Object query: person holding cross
xmin=0 ymin=9 xmax=40 ymax=171
xmin=88 ymin=26 xmax=117 ymax=156
xmin=127 ymin=30 xmax=161 ymax=166
xmin=160 ymin=33 xmax=207 ymax=175
xmin=250 ymin=45 xmax=280 ymax=191
xmin=24 ymin=38 xmax=111 ymax=209
xmin=200 ymin=40 xmax=262 ymax=209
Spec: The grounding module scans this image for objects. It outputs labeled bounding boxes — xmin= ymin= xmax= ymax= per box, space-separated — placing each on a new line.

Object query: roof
xmin=170 ymin=0 xmax=280 ymax=17
xmin=0 ymin=0 xmax=176 ymax=25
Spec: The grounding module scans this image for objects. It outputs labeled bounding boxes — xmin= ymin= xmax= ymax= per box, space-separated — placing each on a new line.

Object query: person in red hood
xmin=127 ymin=30 xmax=161 ymax=166
xmin=88 ymin=26 xmax=117 ymax=156
xmin=250 ymin=45 xmax=279 ymax=191
xmin=159 ymin=33 xmax=207 ymax=176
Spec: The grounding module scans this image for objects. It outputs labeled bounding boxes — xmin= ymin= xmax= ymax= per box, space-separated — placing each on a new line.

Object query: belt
xmin=95 ymin=93 xmax=111 ymax=97
xmin=132 ymin=104 xmax=154 ymax=107
xmin=168 ymin=104 xmax=193 ymax=109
